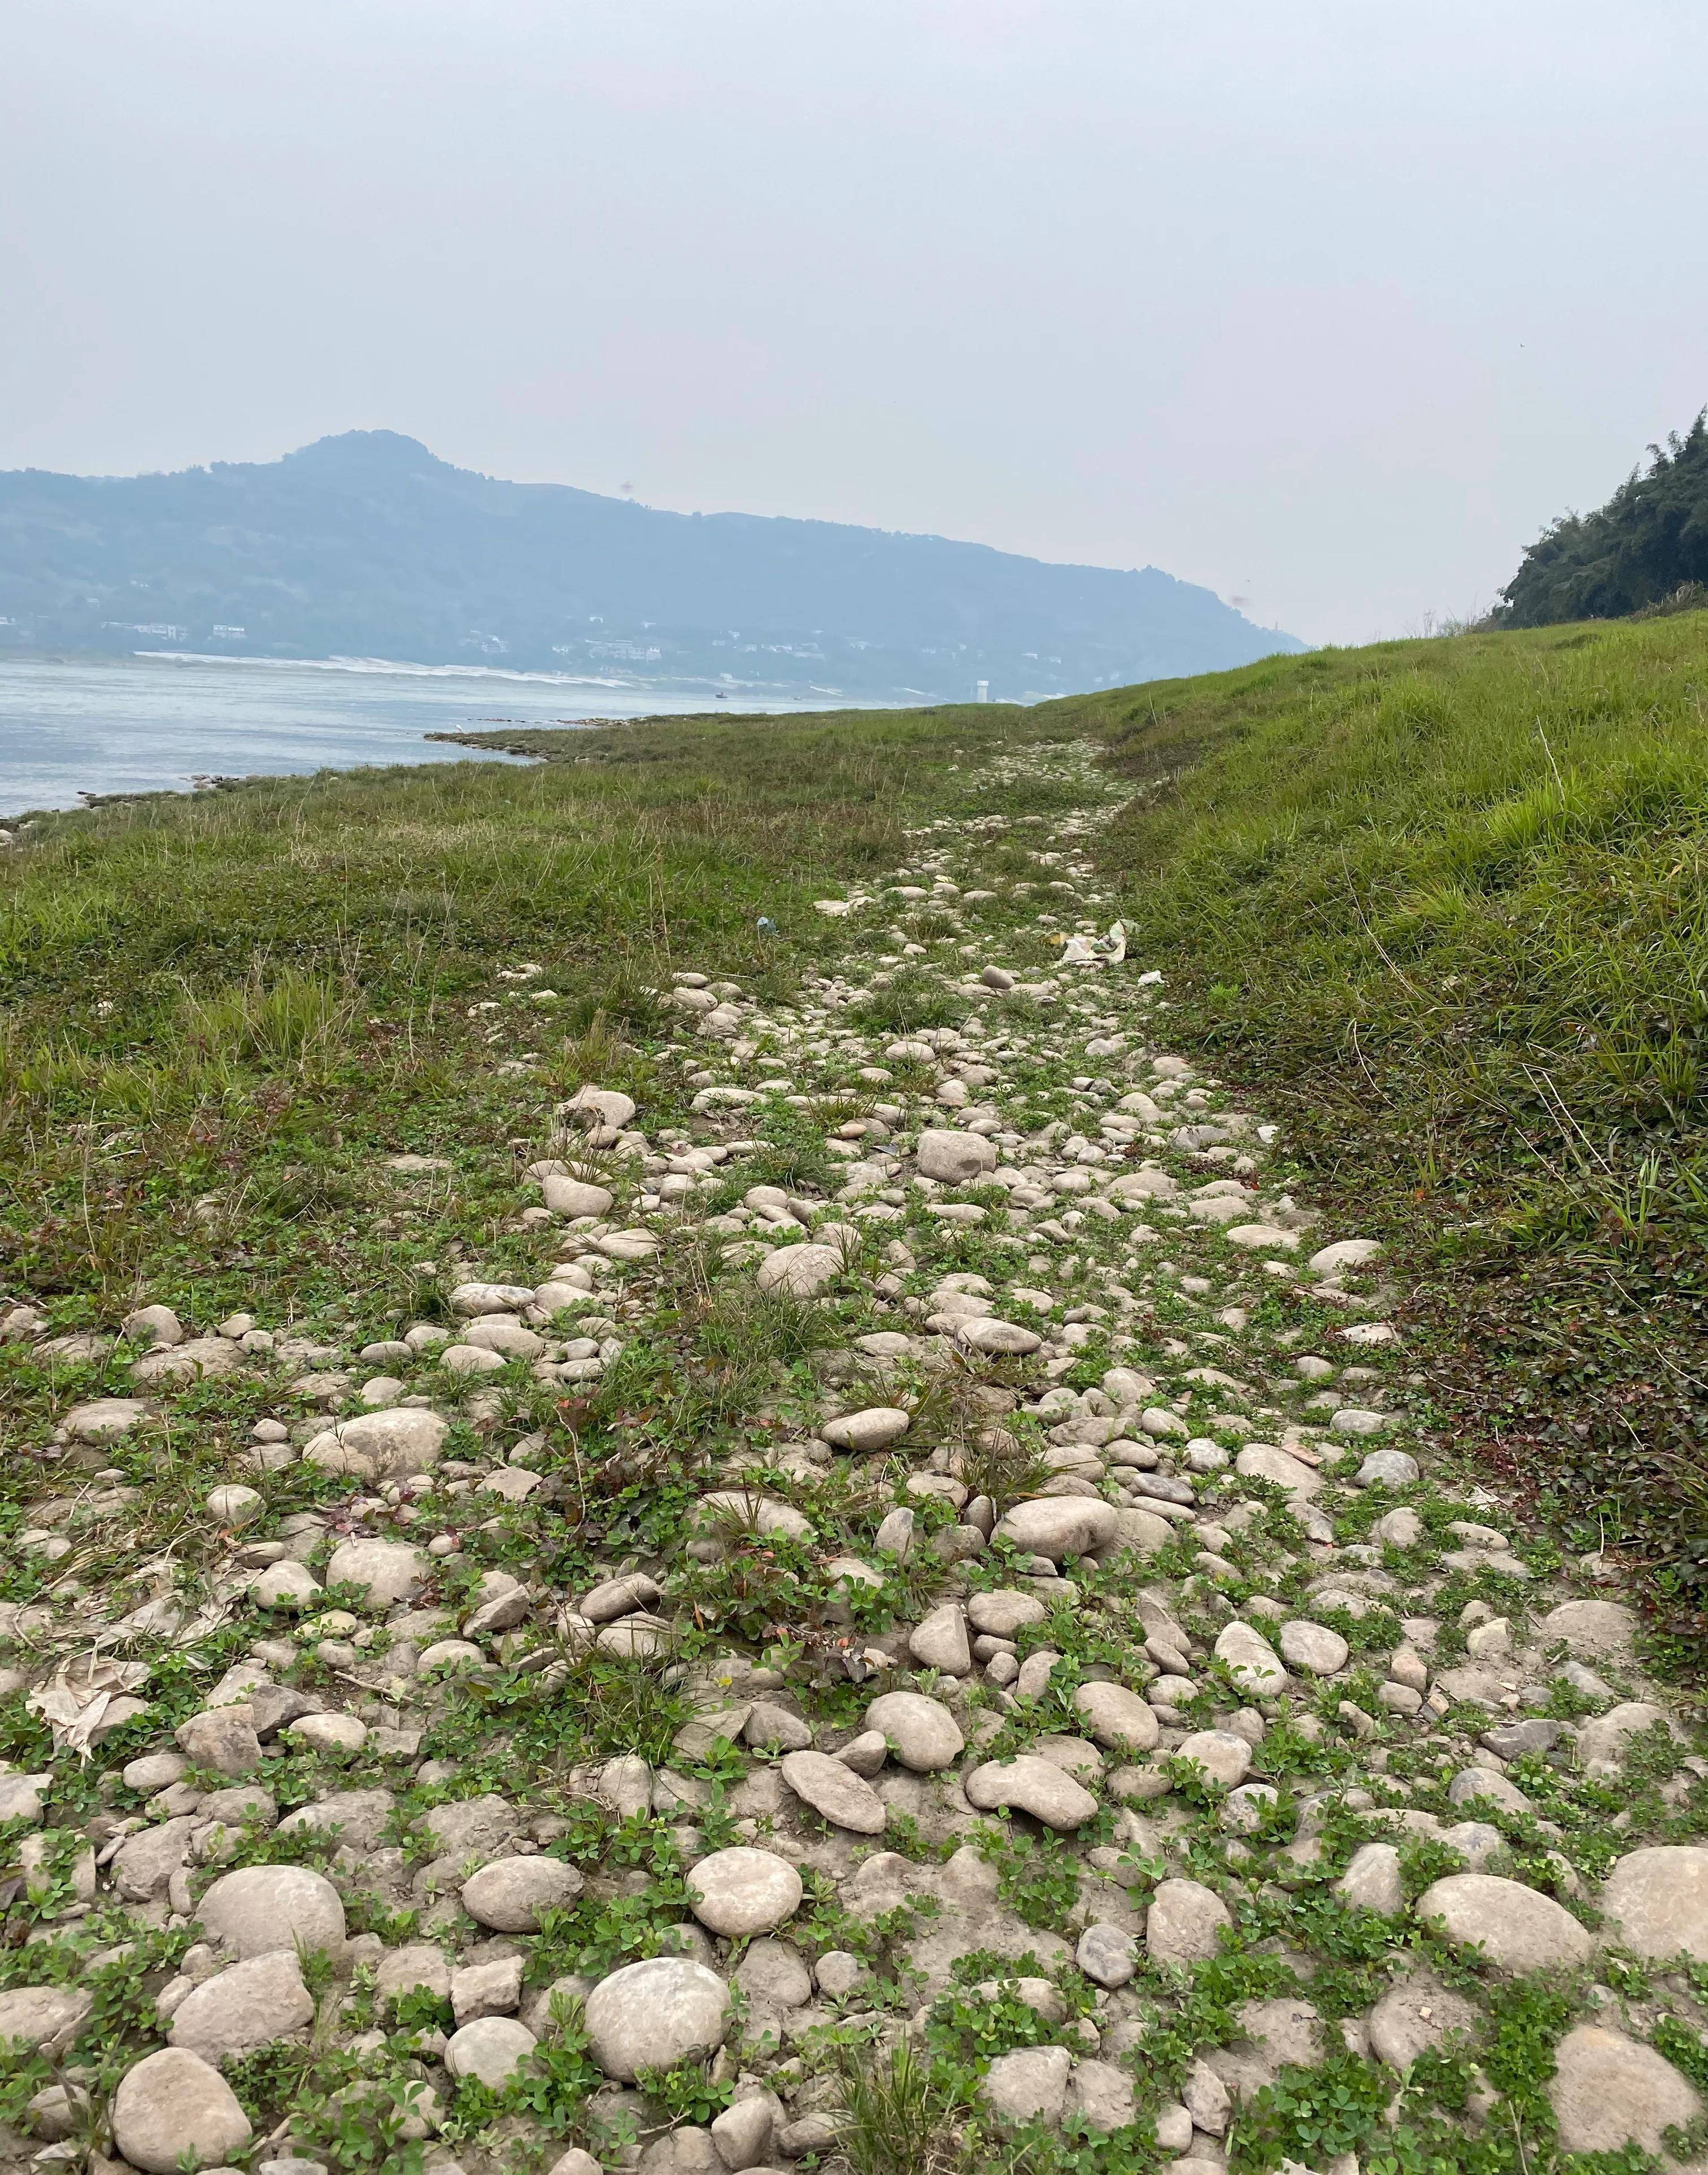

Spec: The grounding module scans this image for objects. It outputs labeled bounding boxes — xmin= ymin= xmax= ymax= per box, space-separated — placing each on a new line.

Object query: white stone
xmin=198 ymin=1865 xmax=346 ymax=1960
xmin=1146 ymin=1879 xmax=1231 ymax=1963
xmin=865 ymin=1691 xmax=964 ymax=1771
xmin=965 ymin=1755 xmax=1098 ymax=1829
xmin=445 ymin=2016 xmax=538 ymax=2087
xmin=1549 ymin=2024 xmax=1702 ymax=2159
xmin=687 ymin=1848 xmax=804 ymax=1937
xmin=1071 ymin=1681 xmax=1159 ymax=1754
xmin=462 ymin=1856 xmax=585 ymax=1932
xmin=917 ymin=1128 xmax=999 ymax=1183
xmin=1600 ymin=1846 xmax=1708 ymax=1963
xmin=583 ymin=1956 xmax=731 ymax=2081
xmin=303 ymin=1407 xmax=449 ymax=1480
xmin=823 ymin=1406 xmax=910 ymax=1452
xmin=111 ymin=2048 xmax=251 ymax=2173
xmin=168 ymin=1952 xmax=314 ymax=2061
xmin=1415 ymin=1875 xmax=1593 ymax=1972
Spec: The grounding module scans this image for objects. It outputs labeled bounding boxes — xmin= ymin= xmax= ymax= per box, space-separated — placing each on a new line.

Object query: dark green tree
xmin=1497 ymin=408 xmax=1708 ymax=625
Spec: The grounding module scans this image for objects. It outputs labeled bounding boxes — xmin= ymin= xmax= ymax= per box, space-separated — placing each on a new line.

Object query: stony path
xmin=3 ymin=746 xmax=1707 ymax=2175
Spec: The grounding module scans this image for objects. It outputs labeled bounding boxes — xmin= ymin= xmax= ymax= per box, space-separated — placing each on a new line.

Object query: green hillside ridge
xmin=1497 ymin=408 xmax=1708 ymax=626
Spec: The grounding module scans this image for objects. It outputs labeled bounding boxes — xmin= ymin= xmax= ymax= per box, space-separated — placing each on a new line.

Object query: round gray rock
xmin=303 ymin=1407 xmax=449 ymax=1481
xmin=1537 ymin=1598 xmax=1637 ymax=1658
xmin=1548 ymin=2024 xmax=1702 ymax=2159
xmin=968 ymin=1590 xmax=1049 ymax=1637
xmin=983 ymin=2044 xmax=1070 ymax=2125
xmin=1146 ymin=1878 xmax=1232 ymax=1964
xmin=462 ymin=1855 xmax=585 ymax=1933
xmin=1175 ymin=1729 xmax=1253 ymax=1789
xmin=0 ymin=1986 xmax=91 ymax=2051
xmin=1369 ymin=1976 xmax=1480 ymax=2069
xmin=168 ymin=1952 xmax=314 ymax=2061
xmin=1336 ymin=1842 xmax=1404 ymax=1917
xmin=1071 ymin=1681 xmax=1159 ymax=1754
xmin=1214 ymin=1620 xmax=1288 ymax=1696
xmin=1600 ymin=1846 xmax=1708 ymax=1963
xmin=1415 ymin=1875 xmax=1593 ymax=1972
xmin=866 ymin=1691 xmax=965 ymax=1771
xmin=993 ymin=1497 xmax=1118 ymax=1560
xmin=583 ymin=1956 xmax=732 ymax=2081
xmin=1278 ymin=1620 xmax=1349 ymax=1675
xmin=198 ymin=1865 xmax=347 ymax=1960
xmin=111 ymin=2047 xmax=252 ymax=2173
xmin=687 ymin=1847 xmax=804 ymax=1937
xmin=1356 ymin=1446 xmax=1420 ymax=1487
xmin=823 ymin=1406 xmax=910 ymax=1452
xmin=1077 ymin=1921 xmax=1138 ymax=1989
xmin=324 ymin=1537 xmax=429 ymax=1609
xmin=917 ymin=1128 xmax=999 ymax=1183
xmin=445 ymin=2015 xmax=538 ymax=2087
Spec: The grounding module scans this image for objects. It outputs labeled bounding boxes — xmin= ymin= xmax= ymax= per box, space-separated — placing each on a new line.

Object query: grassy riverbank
xmin=5 ymin=610 xmax=1707 ymax=1646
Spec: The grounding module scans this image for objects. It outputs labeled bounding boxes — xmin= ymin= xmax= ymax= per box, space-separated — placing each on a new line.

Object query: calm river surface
xmin=0 ymin=652 xmax=860 ymax=816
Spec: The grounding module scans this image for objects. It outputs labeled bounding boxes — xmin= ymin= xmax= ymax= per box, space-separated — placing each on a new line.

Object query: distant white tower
xmin=975 ymin=679 xmax=990 ymax=703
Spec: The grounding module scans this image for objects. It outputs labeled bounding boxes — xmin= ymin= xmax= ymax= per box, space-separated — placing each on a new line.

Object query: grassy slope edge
xmin=5 ymin=611 xmax=1706 ymax=1658
xmin=1036 ymin=612 xmax=1708 ymax=1655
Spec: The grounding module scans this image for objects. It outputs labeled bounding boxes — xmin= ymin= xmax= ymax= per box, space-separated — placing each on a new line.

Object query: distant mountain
xmin=1497 ymin=408 xmax=1708 ymax=627
xmin=0 ymin=430 xmax=1302 ymax=699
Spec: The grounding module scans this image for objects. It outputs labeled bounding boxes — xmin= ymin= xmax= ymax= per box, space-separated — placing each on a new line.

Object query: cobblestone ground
xmin=3 ymin=747 xmax=1706 ymax=2175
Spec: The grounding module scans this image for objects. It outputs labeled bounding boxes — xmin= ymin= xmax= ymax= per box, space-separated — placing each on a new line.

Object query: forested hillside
xmin=1498 ymin=409 xmax=1708 ymax=625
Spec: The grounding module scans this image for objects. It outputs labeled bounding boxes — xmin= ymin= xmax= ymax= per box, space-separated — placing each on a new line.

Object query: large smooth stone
xmin=462 ymin=1855 xmax=585 ymax=1932
xmin=1600 ymin=1846 xmax=1708 ymax=1963
xmin=687 ymin=1847 xmax=804 ymax=1937
xmin=907 ymin=1602 xmax=972 ymax=1674
xmin=756 ymin=1243 xmax=843 ymax=1297
xmin=324 ymin=1537 xmax=430 ymax=1608
xmin=984 ymin=2045 xmax=1070 ymax=2125
xmin=111 ymin=2048 xmax=251 ymax=2173
xmin=1071 ymin=1682 xmax=1159 ymax=1754
xmin=582 ymin=1956 xmax=731 ymax=2081
xmin=823 ymin=1406 xmax=910 ymax=1451
xmin=1234 ymin=1444 xmax=1321 ymax=1497
xmin=1278 ymin=1619 xmax=1349 ymax=1675
xmin=543 ymin=1175 xmax=615 ymax=1218
xmin=780 ymin=1750 xmax=887 ymax=1833
xmin=445 ymin=2016 xmax=537 ymax=2087
xmin=1214 ymin=1621 xmax=1289 ymax=1697
xmin=1145 ymin=1878 xmax=1231 ymax=1963
xmin=167 ymin=1952 xmax=314 ymax=2061
xmin=865 ymin=1691 xmax=964 ymax=1771
xmin=1369 ymin=1975 xmax=1480 ymax=2069
xmin=917 ymin=1129 xmax=999 ymax=1183
xmin=993 ymin=1497 xmax=1118 ymax=1560
xmin=0 ymin=1986 xmax=91 ymax=2052
xmin=303 ymin=1407 xmax=448 ymax=1480
xmin=1415 ymin=1875 xmax=1593 ymax=1972
xmin=1175 ymin=1731 xmax=1252 ymax=1789
xmin=198 ymin=1865 xmax=346 ymax=1960
xmin=1537 ymin=1599 xmax=1637 ymax=1657
xmin=964 ymin=1755 xmax=1097 ymax=1830
xmin=1548 ymin=2024 xmax=1702 ymax=2159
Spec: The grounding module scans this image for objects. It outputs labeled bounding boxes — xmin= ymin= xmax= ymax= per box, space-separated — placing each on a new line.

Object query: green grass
xmin=1038 ymin=609 xmax=1708 ymax=1642
xmin=5 ymin=611 xmax=1708 ymax=1649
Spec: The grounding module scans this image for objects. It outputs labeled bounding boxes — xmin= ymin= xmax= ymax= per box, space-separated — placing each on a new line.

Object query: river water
xmin=0 ymin=651 xmax=864 ymax=816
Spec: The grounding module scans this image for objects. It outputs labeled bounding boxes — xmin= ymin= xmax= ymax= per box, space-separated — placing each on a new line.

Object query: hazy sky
xmin=5 ymin=1 xmax=1706 ymax=646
